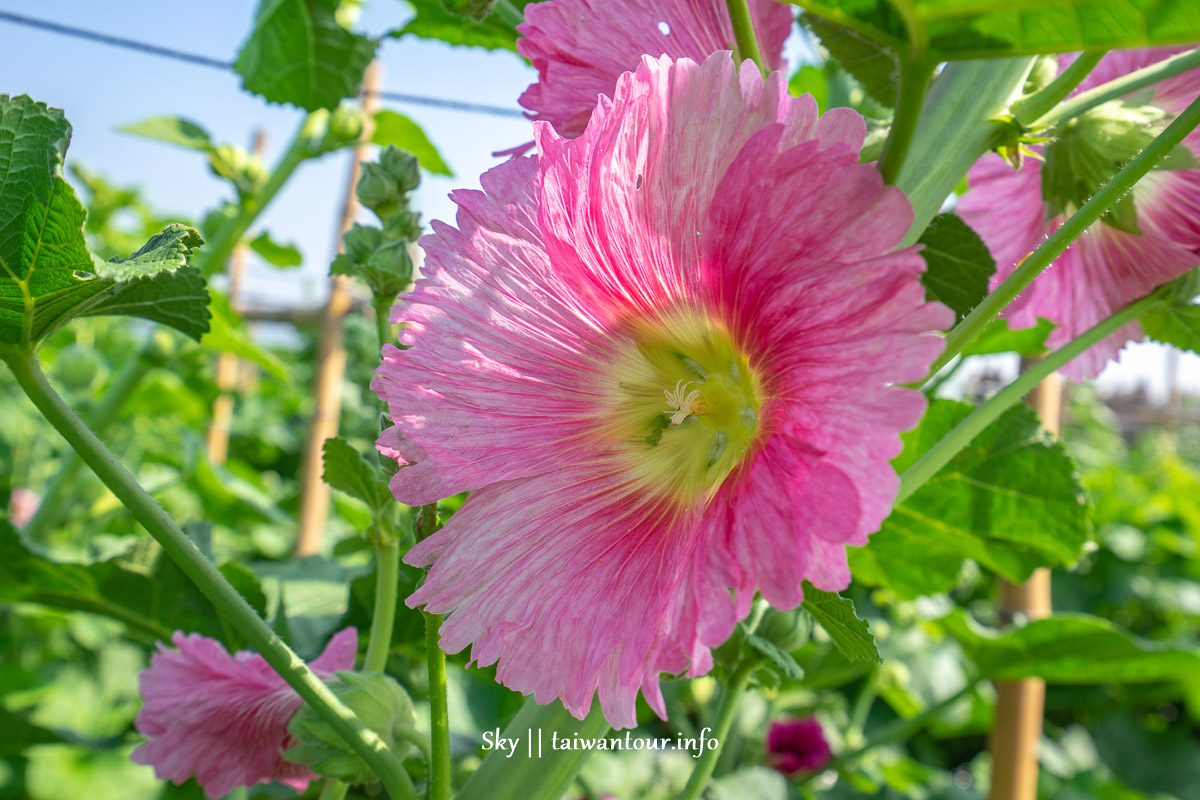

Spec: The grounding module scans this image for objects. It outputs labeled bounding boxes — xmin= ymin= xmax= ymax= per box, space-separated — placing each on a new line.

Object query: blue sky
xmin=1 ymin=0 xmax=1196 ymax=397
xmin=0 ymin=0 xmax=535 ymax=307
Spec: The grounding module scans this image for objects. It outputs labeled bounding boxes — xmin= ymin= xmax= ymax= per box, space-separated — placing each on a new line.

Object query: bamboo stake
xmin=293 ymin=61 xmax=381 ymax=558
xmin=206 ymin=130 xmax=267 ymax=465
xmin=989 ymin=365 xmax=1061 ymax=800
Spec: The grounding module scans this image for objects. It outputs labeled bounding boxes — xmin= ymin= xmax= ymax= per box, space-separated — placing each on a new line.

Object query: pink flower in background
xmin=132 ymin=628 xmax=357 ymax=798
xmin=766 ymin=717 xmax=832 ymax=775
xmin=517 ymin=0 xmax=793 ymax=138
xmin=958 ymin=49 xmax=1200 ymax=379
xmin=8 ymin=488 xmax=40 ymax=527
xmin=373 ymin=53 xmax=950 ymax=729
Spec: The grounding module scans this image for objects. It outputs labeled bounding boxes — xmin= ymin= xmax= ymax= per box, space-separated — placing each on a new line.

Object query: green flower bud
xmin=53 ymin=344 xmax=105 ymax=392
xmin=285 ymin=671 xmax=417 ymax=786
xmin=1042 ymin=101 xmax=1199 ymax=234
xmin=321 ymin=104 xmax=367 ymax=153
xmin=208 ymin=145 xmax=266 ymax=198
xmin=380 ymin=146 xmax=421 ymax=194
xmin=757 ymin=606 xmax=812 ymax=653
xmin=356 ymin=162 xmax=402 ymax=219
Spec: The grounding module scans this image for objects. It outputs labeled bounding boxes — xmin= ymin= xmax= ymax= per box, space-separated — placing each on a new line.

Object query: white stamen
xmin=663 ymin=380 xmax=702 ymax=426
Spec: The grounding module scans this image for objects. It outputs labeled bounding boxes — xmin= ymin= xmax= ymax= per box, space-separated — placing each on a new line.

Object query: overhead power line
xmin=0 ymin=9 xmax=528 ymax=119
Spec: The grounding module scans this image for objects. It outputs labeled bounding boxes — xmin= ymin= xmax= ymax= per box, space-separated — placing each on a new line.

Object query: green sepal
xmin=284 ymin=671 xmax=417 ymax=785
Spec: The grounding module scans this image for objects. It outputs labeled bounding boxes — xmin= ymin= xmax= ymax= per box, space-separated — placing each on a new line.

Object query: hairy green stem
xmin=1031 ymin=47 xmax=1200 ymax=130
xmin=878 ymin=58 xmax=934 ymax=184
xmin=24 ymin=340 xmax=157 ymax=541
xmin=895 ymin=58 xmax=1037 ymax=243
xmin=364 ymin=540 xmax=400 ymax=673
xmin=725 ymin=0 xmax=765 ymax=74
xmin=897 ymin=293 xmax=1162 ymax=505
xmin=193 ymin=111 xmax=328 ymax=277
xmin=925 ymin=92 xmax=1200 ymax=378
xmin=1 ymin=351 xmax=415 ymax=800
xmin=799 ymin=683 xmax=977 ymax=785
xmin=424 ymin=611 xmax=452 ymax=800
xmin=676 ymin=658 xmax=760 ymax=800
xmin=374 ymin=297 xmax=393 ymax=354
xmin=1011 ymin=51 xmax=1105 ymax=125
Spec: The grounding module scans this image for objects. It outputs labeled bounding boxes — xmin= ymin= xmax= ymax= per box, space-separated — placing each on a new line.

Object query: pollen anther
xmin=663 ymin=380 xmax=702 ymax=426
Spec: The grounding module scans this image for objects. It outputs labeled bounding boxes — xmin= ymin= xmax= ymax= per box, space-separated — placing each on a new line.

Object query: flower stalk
xmin=364 ymin=540 xmax=400 ymax=673
xmin=675 ymin=657 xmax=762 ymax=800
xmin=424 ymin=611 xmax=452 ymax=800
xmin=878 ymin=57 xmax=935 ymax=184
xmin=1 ymin=349 xmax=416 ymax=800
xmin=1030 ymin=47 xmax=1200 ymax=130
xmin=925 ymin=90 xmax=1200 ymax=379
xmin=1010 ymin=51 xmax=1105 ymax=126
xmin=725 ymin=0 xmax=766 ymax=74
xmin=896 ymin=291 xmax=1164 ymax=505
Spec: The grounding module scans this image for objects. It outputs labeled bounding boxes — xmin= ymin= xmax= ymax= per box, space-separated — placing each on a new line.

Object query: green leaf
xmin=0 ymin=520 xmax=231 ymax=643
xmin=920 ymin=214 xmax=995 ymax=320
xmin=1141 ymin=302 xmax=1200 ymax=355
xmin=801 ymin=582 xmax=882 ymax=663
xmin=397 ymin=0 xmax=531 ymax=52
xmin=117 ymin=116 xmax=213 ymax=151
xmin=371 ymin=110 xmax=453 ymax=176
xmin=0 ymin=709 xmax=67 ymax=754
xmin=200 ymin=290 xmax=289 ymax=382
xmin=711 ymin=767 xmax=788 ymax=800
xmin=946 ymin=611 xmax=1200 ymax=683
xmin=249 ymin=231 xmax=304 ymax=267
xmin=234 ymin=0 xmax=378 ymax=111
xmin=788 ymin=65 xmax=830 ymax=109
xmin=850 ymin=399 xmax=1090 ymax=598
xmin=790 ymin=0 xmax=1200 ymax=60
xmin=322 ymin=436 xmax=392 ymax=515
xmin=961 ymin=317 xmax=1053 ymax=357
xmin=0 ymin=98 xmax=209 ymax=346
xmin=746 ymin=634 xmax=806 ymax=681
xmin=82 ymin=263 xmax=211 ymax=341
xmin=804 ymin=14 xmax=898 ymax=107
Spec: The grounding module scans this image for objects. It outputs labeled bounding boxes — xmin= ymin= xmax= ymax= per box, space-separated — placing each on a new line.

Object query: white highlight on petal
xmin=657 ymin=20 xmax=671 ymax=35
xmin=663 ymin=380 xmax=702 ymax=426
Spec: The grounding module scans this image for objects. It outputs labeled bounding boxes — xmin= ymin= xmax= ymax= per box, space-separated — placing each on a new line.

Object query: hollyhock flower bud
xmin=958 ymin=49 xmax=1200 ymax=379
xmin=131 ymin=628 xmax=357 ymax=798
xmin=766 ymin=717 xmax=832 ymax=775
xmin=504 ymin=0 xmax=793 ymax=152
xmin=373 ymin=53 xmax=951 ymax=728
xmin=8 ymin=488 xmax=40 ymax=528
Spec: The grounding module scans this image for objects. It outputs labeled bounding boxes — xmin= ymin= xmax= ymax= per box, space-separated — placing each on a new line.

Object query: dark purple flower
xmin=766 ymin=717 xmax=832 ymax=775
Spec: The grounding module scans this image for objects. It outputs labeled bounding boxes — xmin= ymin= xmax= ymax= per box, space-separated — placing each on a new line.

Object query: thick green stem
xmin=725 ymin=0 xmax=766 ymax=74
xmin=926 ymin=92 xmax=1200 ymax=378
xmin=676 ymin=658 xmax=760 ymax=800
xmin=193 ymin=111 xmax=328 ymax=277
xmin=374 ymin=297 xmax=393 ymax=354
xmin=424 ymin=611 xmax=452 ymax=800
xmin=897 ymin=293 xmax=1162 ymax=505
xmin=24 ymin=340 xmax=157 ymax=541
xmin=878 ymin=58 xmax=934 ymax=184
xmin=318 ymin=780 xmax=349 ymax=800
xmin=364 ymin=540 xmax=400 ymax=673
xmin=2 ymin=351 xmax=415 ymax=800
xmin=895 ymin=58 xmax=1037 ymax=243
xmin=1032 ymin=47 xmax=1200 ymax=130
xmin=1010 ymin=51 xmax=1105 ymax=125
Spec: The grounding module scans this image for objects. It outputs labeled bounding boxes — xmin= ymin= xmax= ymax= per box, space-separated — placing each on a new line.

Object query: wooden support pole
xmin=206 ymin=130 xmax=267 ymax=465
xmin=989 ymin=366 xmax=1062 ymax=800
xmin=293 ymin=61 xmax=381 ymax=558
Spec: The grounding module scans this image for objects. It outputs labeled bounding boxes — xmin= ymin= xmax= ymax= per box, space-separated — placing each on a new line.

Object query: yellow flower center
xmin=596 ymin=307 xmax=765 ymax=504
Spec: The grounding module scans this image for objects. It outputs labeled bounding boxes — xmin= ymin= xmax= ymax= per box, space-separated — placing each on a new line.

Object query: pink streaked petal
xmin=517 ymin=0 xmax=793 ymax=137
xmin=132 ymin=629 xmax=356 ymax=798
xmin=406 ymin=464 xmax=728 ymax=730
xmin=373 ymin=156 xmax=616 ymax=503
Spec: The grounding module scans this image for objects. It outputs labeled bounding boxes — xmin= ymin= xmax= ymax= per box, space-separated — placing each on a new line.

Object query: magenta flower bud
xmin=766 ymin=717 xmax=832 ymax=775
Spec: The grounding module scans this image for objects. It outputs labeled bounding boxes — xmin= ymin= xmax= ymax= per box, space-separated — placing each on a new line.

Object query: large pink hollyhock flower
xmin=517 ymin=0 xmax=793 ymax=138
xmin=373 ymin=53 xmax=951 ymax=729
xmin=958 ymin=49 xmax=1200 ymax=379
xmin=132 ymin=628 xmax=357 ymax=798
